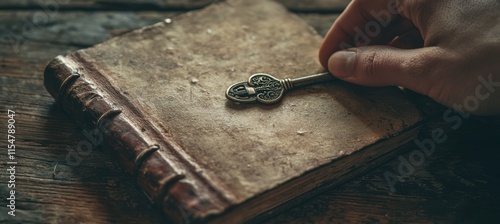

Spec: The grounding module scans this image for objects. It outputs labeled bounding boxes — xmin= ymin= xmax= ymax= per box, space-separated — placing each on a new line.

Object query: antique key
xmin=226 ymin=72 xmax=336 ymax=104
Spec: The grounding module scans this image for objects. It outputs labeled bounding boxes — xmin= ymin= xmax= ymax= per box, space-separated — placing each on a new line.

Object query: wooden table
xmin=1 ymin=1 xmax=499 ymax=223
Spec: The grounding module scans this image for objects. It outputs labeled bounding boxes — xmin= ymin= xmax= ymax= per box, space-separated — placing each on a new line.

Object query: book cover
xmin=43 ymin=0 xmax=422 ymax=222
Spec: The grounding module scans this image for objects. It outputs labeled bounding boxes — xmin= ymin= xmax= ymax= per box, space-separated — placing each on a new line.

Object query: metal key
xmin=225 ymin=72 xmax=336 ymax=104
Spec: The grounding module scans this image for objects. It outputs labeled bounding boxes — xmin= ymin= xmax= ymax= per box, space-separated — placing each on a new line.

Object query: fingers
xmin=388 ymin=28 xmax=424 ymax=49
xmin=319 ymin=0 xmax=406 ymax=69
xmin=319 ymin=0 xmax=434 ymax=93
xmin=327 ymin=46 xmax=444 ymax=94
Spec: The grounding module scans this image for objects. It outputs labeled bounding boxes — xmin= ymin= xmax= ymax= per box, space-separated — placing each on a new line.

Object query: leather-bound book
xmin=43 ymin=0 xmax=422 ymax=223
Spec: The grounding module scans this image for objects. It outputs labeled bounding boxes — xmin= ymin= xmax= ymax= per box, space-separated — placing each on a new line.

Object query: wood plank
xmin=0 ymin=0 xmax=349 ymax=11
xmin=0 ymin=11 xmax=335 ymax=53
xmin=0 ymin=0 xmax=209 ymax=10
xmin=0 ymin=10 xmax=181 ymax=51
xmin=278 ymin=0 xmax=349 ymax=11
xmin=1 ymin=9 xmax=499 ymax=224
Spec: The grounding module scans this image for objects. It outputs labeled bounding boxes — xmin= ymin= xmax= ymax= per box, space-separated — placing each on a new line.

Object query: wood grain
xmin=0 ymin=0 xmax=350 ymax=11
xmin=0 ymin=3 xmax=499 ymax=224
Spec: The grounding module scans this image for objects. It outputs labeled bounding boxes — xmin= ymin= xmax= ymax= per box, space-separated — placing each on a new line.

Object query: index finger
xmin=318 ymin=0 xmax=404 ymax=69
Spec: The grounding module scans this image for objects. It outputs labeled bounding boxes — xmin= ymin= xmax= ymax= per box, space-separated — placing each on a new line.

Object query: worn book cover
xmin=43 ymin=0 xmax=422 ymax=223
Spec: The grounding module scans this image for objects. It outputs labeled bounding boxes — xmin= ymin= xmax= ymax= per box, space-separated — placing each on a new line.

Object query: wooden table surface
xmin=1 ymin=1 xmax=499 ymax=223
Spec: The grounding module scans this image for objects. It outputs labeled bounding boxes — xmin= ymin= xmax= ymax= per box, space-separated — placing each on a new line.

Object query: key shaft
xmin=281 ymin=72 xmax=336 ymax=91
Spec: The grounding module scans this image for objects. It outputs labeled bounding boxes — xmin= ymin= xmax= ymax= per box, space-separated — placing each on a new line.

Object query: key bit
xmin=225 ymin=72 xmax=336 ymax=104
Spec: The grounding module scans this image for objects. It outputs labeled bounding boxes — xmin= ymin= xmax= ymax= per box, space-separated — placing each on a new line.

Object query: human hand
xmin=319 ymin=0 xmax=500 ymax=116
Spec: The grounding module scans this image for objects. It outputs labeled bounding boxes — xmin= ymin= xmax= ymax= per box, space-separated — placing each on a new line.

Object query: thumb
xmin=327 ymin=46 xmax=442 ymax=90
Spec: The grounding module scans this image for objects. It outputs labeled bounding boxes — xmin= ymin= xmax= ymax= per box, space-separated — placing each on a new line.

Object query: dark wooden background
xmin=1 ymin=0 xmax=499 ymax=223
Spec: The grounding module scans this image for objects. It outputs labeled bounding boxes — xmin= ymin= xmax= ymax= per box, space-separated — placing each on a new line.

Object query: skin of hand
xmin=319 ymin=0 xmax=500 ymax=116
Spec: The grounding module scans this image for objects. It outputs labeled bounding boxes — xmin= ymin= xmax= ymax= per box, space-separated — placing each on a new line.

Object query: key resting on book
xmin=226 ymin=72 xmax=336 ymax=104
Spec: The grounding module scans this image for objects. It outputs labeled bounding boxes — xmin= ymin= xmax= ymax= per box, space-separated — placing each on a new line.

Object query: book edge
xmin=43 ymin=55 xmax=233 ymax=221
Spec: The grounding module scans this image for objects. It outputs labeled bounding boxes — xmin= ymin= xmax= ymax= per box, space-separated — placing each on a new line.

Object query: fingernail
xmin=328 ymin=51 xmax=356 ymax=78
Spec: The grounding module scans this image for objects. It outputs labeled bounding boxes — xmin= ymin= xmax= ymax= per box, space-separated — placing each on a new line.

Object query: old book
xmin=43 ymin=0 xmax=422 ymax=223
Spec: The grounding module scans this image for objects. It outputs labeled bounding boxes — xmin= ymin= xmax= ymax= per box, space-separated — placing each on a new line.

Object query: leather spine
xmin=44 ymin=55 xmax=230 ymax=223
